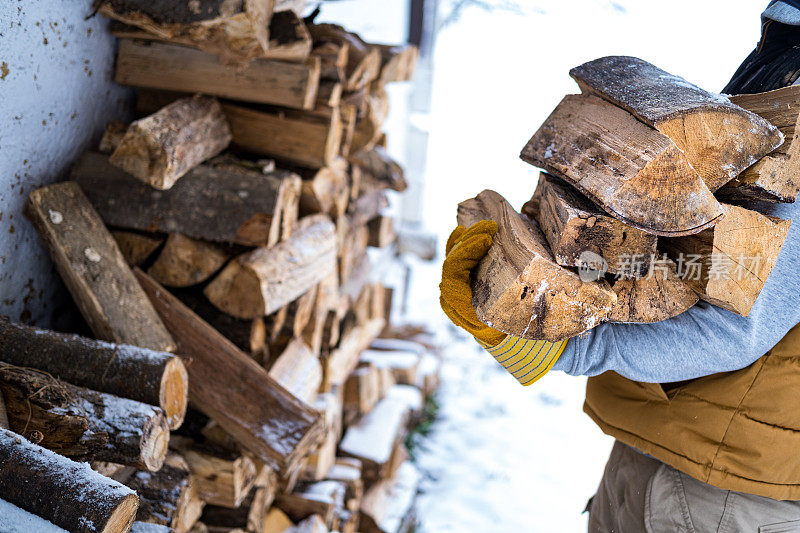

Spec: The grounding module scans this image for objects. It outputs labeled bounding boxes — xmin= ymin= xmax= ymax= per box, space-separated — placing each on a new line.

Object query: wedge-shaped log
xmin=269 ymin=339 xmax=323 ymax=405
xmin=359 ymin=462 xmax=420 ymax=533
xmin=377 ymin=44 xmax=419 ymax=85
xmin=0 ymin=362 xmax=169 ymax=471
xmin=296 ymin=159 xmax=350 ymax=217
xmin=0 ymin=428 xmax=139 ymax=533
xmin=204 ymin=215 xmax=337 ymax=319
xmin=321 ymin=319 xmax=385 ymax=391
xmin=608 ymin=259 xmax=698 ymax=323
xmin=308 ymin=23 xmax=380 ymax=91
xmin=73 ymin=151 xmax=299 ymax=247
xmin=148 ymin=233 xmax=229 ymax=288
xmin=660 ymin=204 xmax=791 ymax=316
xmin=25 ymin=181 xmax=176 ymax=352
xmin=0 ymin=319 xmax=187 ymax=430
xmin=718 ymin=86 xmax=800 ymax=203
xmin=115 ymin=39 xmax=320 ymax=110
xmin=570 ymin=56 xmax=783 ymax=191
xmin=520 ymin=94 xmax=723 ymax=236
xmin=110 ymin=96 xmax=231 ymax=190
xmin=524 ymin=173 xmax=657 ymax=277
xmin=137 ymin=271 xmax=325 ymax=474
xmin=112 ymin=231 xmax=164 ymax=267
xmin=457 ymin=190 xmax=616 ymax=341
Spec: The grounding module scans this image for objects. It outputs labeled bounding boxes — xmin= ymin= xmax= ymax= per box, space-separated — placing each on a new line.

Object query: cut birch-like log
xmin=308 ymin=23 xmax=380 ymax=91
xmin=268 ymin=339 xmax=323 ymax=405
xmin=607 ymin=259 xmax=699 ymax=323
xmin=110 ymin=95 xmax=231 ymax=190
xmin=457 ymin=190 xmax=616 ymax=341
xmin=126 ymin=453 xmax=204 ymax=533
xmin=718 ymin=86 xmax=800 ymax=203
xmin=520 ymin=94 xmax=723 ymax=237
xmin=201 ymin=485 xmax=274 ymax=533
xmin=350 ymin=147 xmax=407 ymax=192
xmin=25 ymin=181 xmax=176 ymax=352
xmin=359 ymin=462 xmax=420 ymax=533
xmin=112 ymin=231 xmax=164 ymax=267
xmin=204 ymin=214 xmax=337 ymax=319
xmin=0 ymin=427 xmax=139 ymax=533
xmin=148 ymin=233 xmax=229 ymax=288
xmin=170 ymin=436 xmax=257 ymax=509
xmin=659 ymin=204 xmax=791 ymax=316
xmin=222 ymin=102 xmax=342 ymax=169
xmin=523 ymin=173 xmax=657 ymax=277
xmin=136 ymin=271 xmax=325 ymax=474
xmin=0 ymin=318 xmax=187 ymax=429
xmin=73 ymin=151 xmax=299 ymax=247
xmin=570 ymin=56 xmax=783 ymax=191
xmin=115 ymin=39 xmax=320 ymax=110
xmin=367 ymin=216 xmax=396 ymax=248
xmin=0 ymin=362 xmax=170 ymax=471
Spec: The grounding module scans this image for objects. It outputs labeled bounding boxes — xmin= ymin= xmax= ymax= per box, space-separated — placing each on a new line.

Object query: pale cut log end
xmin=100 ymin=493 xmax=139 ymax=533
xmin=142 ymin=414 xmax=170 ymax=472
xmin=204 ymin=262 xmax=265 ymax=319
xmin=161 ymin=357 xmax=189 ymax=430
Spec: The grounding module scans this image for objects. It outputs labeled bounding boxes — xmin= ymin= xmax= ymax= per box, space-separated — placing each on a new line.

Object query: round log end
xmin=100 ymin=493 xmax=139 ymax=533
xmin=160 ymin=357 xmax=189 ymax=430
xmin=142 ymin=417 xmax=170 ymax=472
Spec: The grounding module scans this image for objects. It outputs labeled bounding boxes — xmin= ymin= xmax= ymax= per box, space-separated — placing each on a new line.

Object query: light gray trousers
xmin=588 ymin=441 xmax=800 ymax=532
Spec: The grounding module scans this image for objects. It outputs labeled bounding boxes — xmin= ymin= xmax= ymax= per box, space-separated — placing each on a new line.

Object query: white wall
xmin=0 ymin=1 xmax=133 ymax=326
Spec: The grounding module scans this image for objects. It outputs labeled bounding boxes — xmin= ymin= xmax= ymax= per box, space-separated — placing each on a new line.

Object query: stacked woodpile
xmin=461 ymin=56 xmax=798 ymax=341
xmin=1 ymin=2 xmax=440 ymax=532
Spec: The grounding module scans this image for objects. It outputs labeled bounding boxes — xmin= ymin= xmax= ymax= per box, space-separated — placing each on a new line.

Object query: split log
xmin=136 ymin=271 xmax=325 ymax=474
xmin=126 ymin=453 xmax=204 ymax=533
xmin=201 ymin=485 xmax=274 ymax=533
xmin=347 ymin=190 xmax=388 ymax=227
xmin=339 ymin=222 xmax=369 ymax=283
xmin=570 ymin=56 xmax=783 ymax=191
xmin=170 ymin=436 xmax=257 ymax=509
xmin=350 ymin=86 xmax=389 ymax=154
xmin=222 ymin=102 xmax=342 ymax=169
xmin=100 ymin=120 xmax=129 ymax=153
xmin=313 ymin=41 xmax=348 ymax=82
xmin=296 ymin=160 xmax=350 ymax=217
xmin=718 ymin=86 xmax=800 ymax=203
xmin=112 ymin=231 xmax=164 ymax=267
xmin=275 ymin=480 xmax=346 ymax=529
xmin=607 ymin=259 xmax=698 ymax=324
xmin=115 ymin=39 xmax=320 ymax=110
xmin=350 ymin=147 xmax=407 ymax=192
xmin=660 ymin=204 xmax=791 ymax=316
xmin=308 ymin=23 xmax=380 ymax=91
xmin=359 ymin=462 xmax=420 ymax=533
xmin=523 ymin=173 xmax=657 ymax=277
xmin=321 ymin=318 xmax=385 ymax=391
xmin=73 ymin=151 xmax=300 ymax=247
xmin=204 ymin=215 xmax=337 ymax=319
xmin=343 ymin=363 xmax=381 ymax=424
xmin=377 ymin=44 xmax=418 ymax=85
xmin=281 ymin=286 xmax=320 ymax=339
xmin=0 ymin=427 xmax=139 ymax=533
xmin=264 ymin=508 xmax=295 ymax=532
xmin=25 ymin=181 xmax=176 ymax=352
xmin=0 ymin=497 xmax=68 ymax=533
xmin=367 ymin=216 xmax=396 ymax=248
xmin=520 ymin=94 xmax=723 ymax=236
xmin=457 ymin=190 xmax=616 ymax=341
xmin=110 ymin=96 xmax=230 ymax=190
xmin=0 ymin=362 xmax=170 ymax=470
xmin=0 ymin=318 xmax=188 ymax=429
xmin=268 ymin=339 xmax=323 ymax=405
xmin=148 ymin=234 xmax=229 ymax=288
xmin=300 ymin=393 xmax=343 ymax=483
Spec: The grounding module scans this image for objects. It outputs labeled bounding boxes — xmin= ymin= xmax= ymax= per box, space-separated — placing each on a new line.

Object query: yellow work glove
xmin=440 ymin=221 xmax=569 ymax=386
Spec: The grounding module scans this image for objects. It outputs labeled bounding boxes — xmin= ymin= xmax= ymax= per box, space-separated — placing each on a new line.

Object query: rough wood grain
xmin=523 ymin=173 xmax=657 ymax=277
xmin=25 ymin=181 xmax=176 ymax=352
xmin=268 ymin=339 xmax=323 ymax=405
xmin=73 ymin=151 xmax=299 ymax=247
xmin=520 ymin=94 xmax=723 ymax=237
xmin=377 ymin=44 xmax=418 ymax=85
xmin=112 ymin=231 xmax=164 ymax=267
xmin=607 ymin=259 xmax=699 ymax=323
xmin=350 ymin=147 xmax=407 ymax=192
xmin=660 ymin=204 xmax=791 ymax=316
xmin=0 ymin=318 xmax=187 ymax=430
xmin=308 ymin=23 xmax=380 ymax=91
xmin=201 ymin=485 xmax=274 ymax=533
xmin=718 ymin=86 xmax=800 ymax=203
xmin=457 ymin=190 xmax=616 ymax=341
xmin=116 ymin=39 xmax=320 ymax=110
xmin=136 ymin=270 xmax=325 ymax=474
xmin=570 ymin=56 xmax=783 ymax=191
xmin=367 ymin=216 xmax=396 ymax=248
xmin=110 ymin=95 xmax=231 ymax=190
xmin=148 ymin=233 xmax=229 ymax=288
xmin=204 ymin=215 xmax=337 ymax=319
xmin=0 ymin=427 xmax=139 ymax=533
xmin=296 ymin=159 xmax=350 ymax=217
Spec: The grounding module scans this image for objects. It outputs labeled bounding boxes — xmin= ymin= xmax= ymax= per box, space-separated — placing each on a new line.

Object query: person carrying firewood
xmin=440 ymin=1 xmax=800 ymax=530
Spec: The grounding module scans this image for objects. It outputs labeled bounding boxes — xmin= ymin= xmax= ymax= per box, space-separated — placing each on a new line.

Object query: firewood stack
xmin=1 ymin=2 xmax=440 ymax=532
xmin=459 ymin=55 xmax=798 ymax=342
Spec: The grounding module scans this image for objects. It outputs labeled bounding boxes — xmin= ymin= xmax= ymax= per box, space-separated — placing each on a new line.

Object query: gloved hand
xmin=439 ymin=220 xmax=569 ymax=386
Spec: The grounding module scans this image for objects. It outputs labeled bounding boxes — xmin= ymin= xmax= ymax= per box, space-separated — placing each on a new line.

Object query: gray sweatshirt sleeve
xmin=551 ymin=201 xmax=800 ymax=383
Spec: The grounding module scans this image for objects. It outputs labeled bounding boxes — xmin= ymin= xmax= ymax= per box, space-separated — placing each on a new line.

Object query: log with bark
xmin=520 ymin=94 xmax=723 ymax=236
xmin=148 ymin=233 xmax=230 ymax=288
xmin=72 ymin=151 xmax=300 ymax=247
xmin=112 ymin=231 xmax=164 ymax=267
xmin=0 ymin=318 xmax=188 ymax=429
xmin=718 ymin=86 xmax=800 ymax=203
xmin=660 ymin=204 xmax=791 ymax=316
xmin=457 ymin=190 xmax=616 ymax=341
xmin=570 ymin=55 xmax=783 ymax=191
xmin=204 ymin=214 xmax=337 ymax=319
xmin=136 ymin=271 xmax=326 ymax=474
xmin=0 ymin=427 xmax=139 ymax=533
xmin=307 ymin=23 xmax=380 ymax=91
xmin=115 ymin=39 xmax=321 ymax=110
xmin=523 ymin=173 xmax=657 ymax=277
xmin=25 ymin=181 xmax=176 ymax=352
